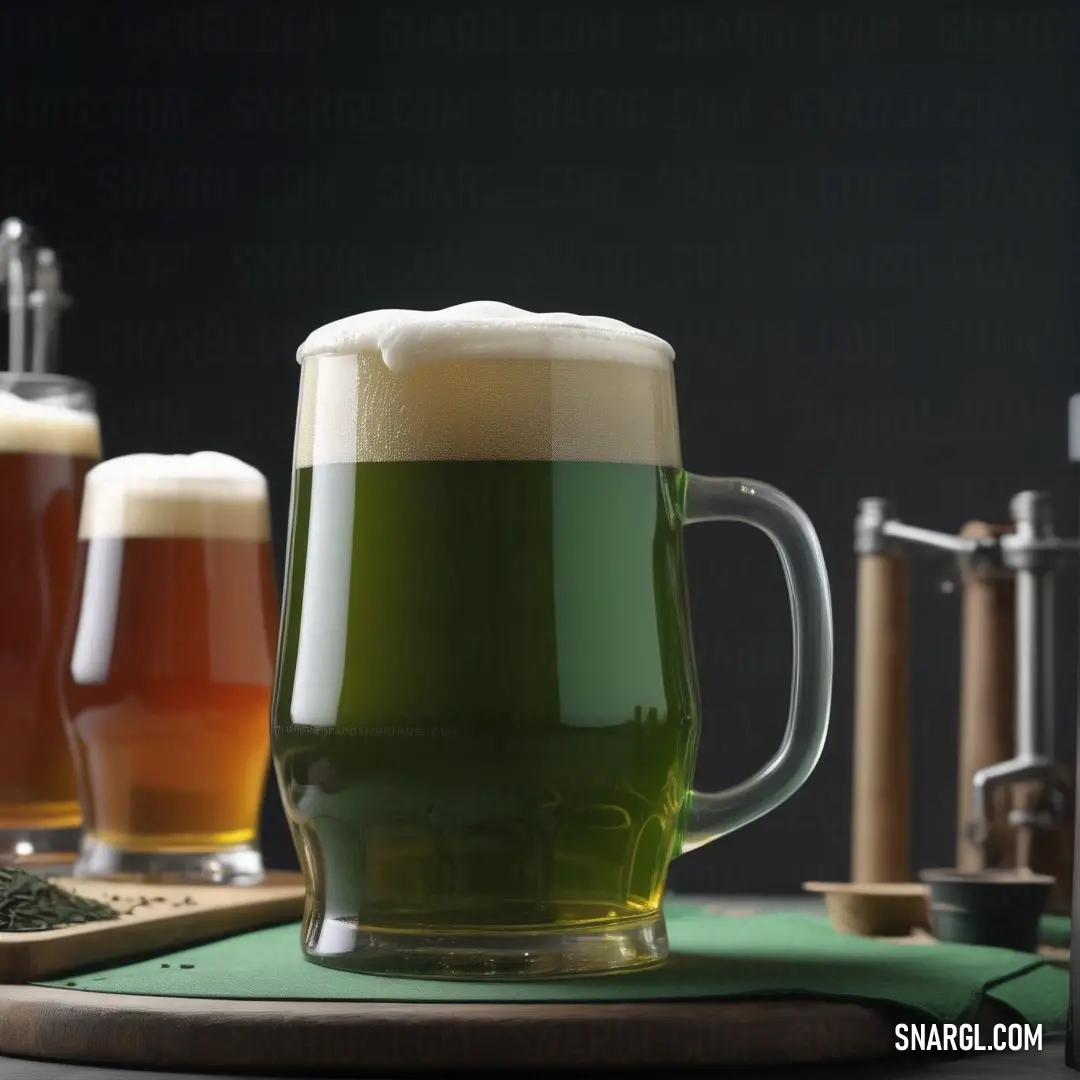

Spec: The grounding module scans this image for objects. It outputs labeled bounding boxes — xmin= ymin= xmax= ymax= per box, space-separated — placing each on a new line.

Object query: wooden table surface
xmin=0 ymin=1044 xmax=1071 ymax=1080
xmin=0 ymin=894 xmax=1071 ymax=1080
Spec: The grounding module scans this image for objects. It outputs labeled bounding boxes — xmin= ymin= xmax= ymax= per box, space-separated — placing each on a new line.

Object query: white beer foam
xmin=296 ymin=301 xmax=676 ymax=374
xmin=0 ymin=389 xmax=102 ymax=457
xmin=80 ymin=452 xmax=270 ymax=541
xmin=294 ymin=303 xmax=682 ymax=468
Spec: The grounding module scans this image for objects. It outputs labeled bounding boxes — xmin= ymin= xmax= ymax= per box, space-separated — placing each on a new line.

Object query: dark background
xmin=4 ymin=1 xmax=1078 ymax=894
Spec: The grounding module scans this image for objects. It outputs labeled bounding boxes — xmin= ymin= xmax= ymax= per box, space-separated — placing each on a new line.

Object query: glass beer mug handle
xmin=679 ymin=474 xmax=834 ymax=853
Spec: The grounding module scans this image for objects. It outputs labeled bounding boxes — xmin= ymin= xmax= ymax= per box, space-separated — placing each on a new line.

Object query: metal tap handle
xmin=1010 ymin=492 xmax=1056 ymax=766
xmin=0 ymin=217 xmax=31 ymax=373
xmin=1068 ymin=394 xmax=1080 ymax=463
xmin=968 ymin=491 xmax=1060 ymax=868
xmin=29 ymin=248 xmax=70 ymax=374
xmin=854 ymin=497 xmax=982 ymax=557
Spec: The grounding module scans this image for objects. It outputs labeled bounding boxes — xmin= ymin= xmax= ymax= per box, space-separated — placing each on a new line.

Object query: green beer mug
xmin=272 ymin=302 xmax=833 ymax=978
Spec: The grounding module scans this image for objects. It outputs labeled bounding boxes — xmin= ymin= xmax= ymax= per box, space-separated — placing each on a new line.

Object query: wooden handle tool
xmin=955 ymin=522 xmax=1015 ymax=871
xmin=851 ymin=551 xmax=909 ymax=883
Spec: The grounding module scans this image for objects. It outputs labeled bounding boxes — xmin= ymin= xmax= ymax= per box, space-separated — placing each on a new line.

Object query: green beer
xmin=273 ymin=458 xmax=698 ymax=931
xmin=273 ymin=302 xmax=834 ymax=977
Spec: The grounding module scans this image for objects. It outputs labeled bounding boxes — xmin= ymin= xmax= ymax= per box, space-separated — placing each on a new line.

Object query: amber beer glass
xmin=0 ymin=374 xmax=101 ymax=861
xmin=272 ymin=301 xmax=834 ymax=977
xmin=60 ymin=452 xmax=277 ymax=883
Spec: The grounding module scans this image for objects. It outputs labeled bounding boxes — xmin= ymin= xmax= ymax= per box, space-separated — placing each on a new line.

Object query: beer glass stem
xmin=678 ymin=475 xmax=834 ymax=853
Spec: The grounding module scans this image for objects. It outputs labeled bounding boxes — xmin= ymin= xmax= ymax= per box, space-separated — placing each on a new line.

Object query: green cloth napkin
xmin=1040 ymin=915 xmax=1071 ymax=948
xmin=39 ymin=907 xmax=1066 ymax=1029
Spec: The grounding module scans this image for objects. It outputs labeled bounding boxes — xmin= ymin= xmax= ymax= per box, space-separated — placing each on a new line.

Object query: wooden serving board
xmin=0 ymin=894 xmax=1052 ymax=1070
xmin=0 ymin=872 xmax=304 ymax=983
xmin=0 ymin=988 xmax=1016 ymax=1072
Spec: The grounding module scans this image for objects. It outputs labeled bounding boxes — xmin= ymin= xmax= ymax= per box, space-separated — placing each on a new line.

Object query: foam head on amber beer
xmin=0 ymin=389 xmax=102 ymax=458
xmin=293 ymin=300 xmax=682 ymax=468
xmin=79 ymin=452 xmax=270 ymax=541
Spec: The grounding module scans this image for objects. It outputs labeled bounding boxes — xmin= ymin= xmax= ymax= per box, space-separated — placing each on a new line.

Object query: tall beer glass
xmin=60 ymin=452 xmax=276 ymax=884
xmin=0 ymin=374 xmax=101 ymax=862
xmin=272 ymin=302 xmax=833 ymax=977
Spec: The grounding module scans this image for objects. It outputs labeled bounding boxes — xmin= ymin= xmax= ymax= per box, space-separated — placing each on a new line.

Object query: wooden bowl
xmin=803 ymin=881 xmax=930 ymax=938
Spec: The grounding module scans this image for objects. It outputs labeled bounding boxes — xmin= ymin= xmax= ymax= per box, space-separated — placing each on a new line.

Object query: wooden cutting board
xmin=0 ymin=872 xmax=305 ymax=983
xmin=0 ymin=989 xmax=1017 ymax=1071
xmin=0 ymin=894 xmax=1043 ymax=1071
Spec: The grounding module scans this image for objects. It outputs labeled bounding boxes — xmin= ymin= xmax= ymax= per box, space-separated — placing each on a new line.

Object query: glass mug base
xmin=74 ymin=836 xmax=265 ymax=885
xmin=0 ymin=826 xmax=80 ymax=866
xmin=302 ymin=910 xmax=669 ymax=979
